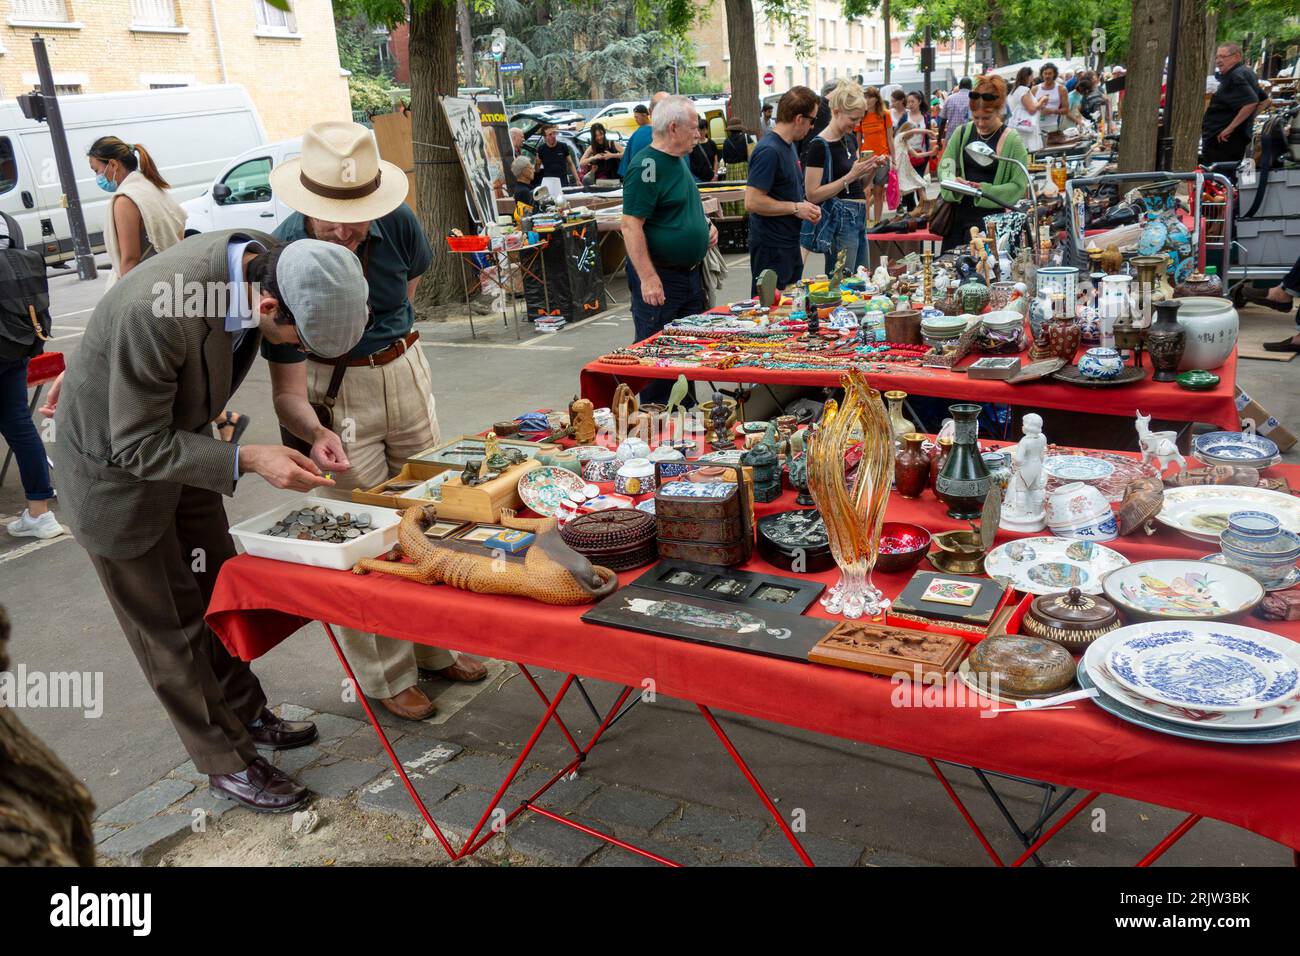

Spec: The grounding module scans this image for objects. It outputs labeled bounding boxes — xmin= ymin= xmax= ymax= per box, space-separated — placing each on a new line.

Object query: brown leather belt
xmin=309 ymin=330 xmax=419 ymax=368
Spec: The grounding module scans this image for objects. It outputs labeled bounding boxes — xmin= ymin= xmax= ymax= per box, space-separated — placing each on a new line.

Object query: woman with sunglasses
xmin=801 ymin=82 xmax=883 ymax=275
xmin=935 ymin=75 xmax=1031 ymax=252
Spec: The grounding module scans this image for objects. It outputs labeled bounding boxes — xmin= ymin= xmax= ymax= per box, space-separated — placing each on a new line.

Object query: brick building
xmin=0 ymin=0 xmax=350 ymax=140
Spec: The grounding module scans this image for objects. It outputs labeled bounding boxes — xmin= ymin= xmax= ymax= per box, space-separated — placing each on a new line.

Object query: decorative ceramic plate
xmin=1078 ymin=668 xmax=1300 ymax=744
xmin=1043 ymin=455 xmax=1115 ymax=482
xmin=1198 ymin=453 xmax=1281 ymax=471
xmin=1157 ymin=486 xmax=1300 ymax=543
xmin=1044 ymin=447 xmax=1160 ymax=503
xmin=1007 ymin=357 xmax=1067 ymax=384
xmin=1103 ymin=622 xmax=1300 ymax=712
xmin=1052 ymin=366 xmax=1148 ymax=388
xmin=1192 ymin=431 xmax=1279 ymax=464
xmin=698 ymin=449 xmax=746 ymax=466
xmin=1084 ymin=628 xmax=1300 ymax=730
xmin=658 ymin=481 xmax=735 ymax=498
xmin=517 ymin=466 xmax=587 ymax=517
xmin=635 ymin=498 xmax=656 ymax=515
xmin=1201 ymin=553 xmax=1300 ymax=592
xmin=984 ymin=536 xmax=1130 ymax=596
xmin=1103 ymin=560 xmax=1264 ymax=622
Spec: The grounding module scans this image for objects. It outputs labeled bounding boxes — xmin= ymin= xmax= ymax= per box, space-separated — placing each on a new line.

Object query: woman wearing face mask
xmin=86 ymin=137 xmax=243 ymax=441
xmin=87 ymin=137 xmax=186 ymax=284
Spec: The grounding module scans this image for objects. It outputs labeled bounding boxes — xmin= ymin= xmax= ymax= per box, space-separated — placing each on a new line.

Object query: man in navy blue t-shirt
xmin=744 ymin=86 xmax=824 ymax=293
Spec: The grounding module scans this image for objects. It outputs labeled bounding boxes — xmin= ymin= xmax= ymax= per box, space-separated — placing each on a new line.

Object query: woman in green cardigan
xmin=935 ymin=74 xmax=1031 ymax=252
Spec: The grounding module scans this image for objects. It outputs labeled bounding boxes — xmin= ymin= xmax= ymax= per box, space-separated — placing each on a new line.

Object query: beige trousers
xmin=306 ymin=343 xmax=455 ymax=697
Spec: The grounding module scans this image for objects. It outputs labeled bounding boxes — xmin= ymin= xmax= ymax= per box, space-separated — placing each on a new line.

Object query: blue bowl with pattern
xmin=1193 ymin=431 xmax=1279 ymax=467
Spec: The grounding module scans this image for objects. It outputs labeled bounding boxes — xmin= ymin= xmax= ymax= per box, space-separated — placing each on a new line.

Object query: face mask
xmin=96 ymin=173 xmax=117 ymax=193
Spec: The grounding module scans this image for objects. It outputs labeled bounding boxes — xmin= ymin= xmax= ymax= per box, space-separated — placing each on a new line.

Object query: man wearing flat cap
xmin=267 ymin=121 xmax=486 ymax=723
xmin=52 ymin=232 xmax=369 ymax=812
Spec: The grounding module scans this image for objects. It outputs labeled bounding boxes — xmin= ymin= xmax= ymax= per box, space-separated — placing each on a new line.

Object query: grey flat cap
xmin=276 ymin=239 xmax=369 ymax=358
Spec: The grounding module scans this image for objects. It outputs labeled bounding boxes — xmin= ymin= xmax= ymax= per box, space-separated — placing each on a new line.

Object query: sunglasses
xmin=970 ymin=92 xmax=1001 ymax=103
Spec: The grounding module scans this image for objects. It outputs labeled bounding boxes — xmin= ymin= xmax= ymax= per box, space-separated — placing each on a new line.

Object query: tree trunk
xmin=963 ymin=25 xmax=971 ymax=77
xmin=1117 ymin=0 xmax=1172 ymax=173
xmin=411 ymin=0 xmax=471 ymax=310
xmin=883 ymin=0 xmax=891 ymax=84
xmin=725 ymin=0 xmax=761 ymax=132
xmin=457 ymin=0 xmax=473 ymax=87
xmin=1204 ymin=13 xmax=1218 ymax=70
xmin=1170 ymin=0 xmax=1208 ymax=172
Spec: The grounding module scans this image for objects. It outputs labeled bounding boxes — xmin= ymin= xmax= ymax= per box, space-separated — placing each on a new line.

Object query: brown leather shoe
xmin=246 ymin=708 xmax=318 ymax=750
xmin=421 ymin=654 xmax=488 ymax=683
xmin=1242 ymin=286 xmax=1295 ymax=312
xmin=379 ymin=685 xmax=437 ymax=720
xmin=209 ymin=757 xmax=308 ymax=813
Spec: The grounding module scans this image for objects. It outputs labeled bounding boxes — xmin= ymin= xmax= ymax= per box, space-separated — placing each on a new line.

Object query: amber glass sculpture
xmin=807 ymin=370 xmax=893 ymax=618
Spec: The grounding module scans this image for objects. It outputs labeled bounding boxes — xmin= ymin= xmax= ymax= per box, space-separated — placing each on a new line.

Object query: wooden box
xmin=808 ymin=621 xmax=968 ymax=680
xmin=406 ymin=434 xmax=557 ymax=468
xmin=653 ymin=469 xmax=754 ymax=567
xmin=352 ymin=461 xmax=452 ymax=511
xmin=355 ymin=458 xmax=541 ymax=523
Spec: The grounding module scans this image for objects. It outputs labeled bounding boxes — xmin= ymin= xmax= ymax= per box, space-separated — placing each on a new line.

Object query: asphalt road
xmin=1 ymin=251 xmax=1295 ymax=866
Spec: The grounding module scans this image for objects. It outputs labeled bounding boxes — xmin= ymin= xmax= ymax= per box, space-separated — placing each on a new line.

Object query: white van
xmin=181 ymin=138 xmax=301 ymax=235
xmin=0 ymin=85 xmax=264 ymax=264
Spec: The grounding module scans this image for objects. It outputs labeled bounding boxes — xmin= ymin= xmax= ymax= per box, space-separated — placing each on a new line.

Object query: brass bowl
xmin=932 ymin=529 xmax=983 ymax=555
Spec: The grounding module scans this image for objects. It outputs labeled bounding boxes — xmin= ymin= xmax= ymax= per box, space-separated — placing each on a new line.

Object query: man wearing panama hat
xmin=267 ymin=122 xmax=487 ymax=722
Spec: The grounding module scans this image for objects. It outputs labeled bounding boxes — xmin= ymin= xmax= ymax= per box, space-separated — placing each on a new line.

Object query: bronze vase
xmin=895 ymin=434 xmax=930 ymax=499
xmin=1146 ymin=299 xmax=1185 ymax=382
xmin=935 ymin=405 xmax=992 ymax=519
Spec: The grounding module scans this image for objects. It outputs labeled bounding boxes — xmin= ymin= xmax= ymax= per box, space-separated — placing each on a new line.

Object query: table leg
xmin=697 ymin=704 xmax=815 ymax=867
xmin=926 ymin=758 xmax=1006 ymax=866
xmin=1135 ymin=814 xmax=1201 ymax=867
xmin=321 ymin=623 xmax=458 ymax=860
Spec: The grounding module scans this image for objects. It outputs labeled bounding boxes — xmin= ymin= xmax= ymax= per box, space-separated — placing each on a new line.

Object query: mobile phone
xmin=859 ymin=149 xmax=874 ymax=160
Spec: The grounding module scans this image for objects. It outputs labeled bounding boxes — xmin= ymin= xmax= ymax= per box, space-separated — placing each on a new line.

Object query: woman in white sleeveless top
xmin=1007 ymin=66 xmax=1047 ymax=152
xmin=1034 ymin=62 xmax=1069 ymax=140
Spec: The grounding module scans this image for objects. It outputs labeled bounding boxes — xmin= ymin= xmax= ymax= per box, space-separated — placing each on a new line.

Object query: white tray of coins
xmin=230 ymin=496 xmax=402 ymax=570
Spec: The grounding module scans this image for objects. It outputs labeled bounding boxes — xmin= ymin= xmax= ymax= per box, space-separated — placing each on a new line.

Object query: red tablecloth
xmin=865 ymin=229 xmax=943 ymax=243
xmin=580 ymin=346 xmax=1240 ymax=433
xmin=207 ymin=457 xmax=1300 ymax=852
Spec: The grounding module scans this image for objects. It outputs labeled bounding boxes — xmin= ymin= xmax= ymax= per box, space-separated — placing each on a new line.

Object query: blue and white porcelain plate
xmin=1043 ymin=455 xmax=1115 ymax=482
xmin=1084 ymin=628 xmax=1300 ymax=731
xmin=1104 ymin=623 xmax=1300 ymax=712
xmin=698 ymin=450 xmax=746 ymax=466
xmin=1192 ymin=431 xmax=1280 ymax=464
xmin=658 ymin=481 xmax=735 ymax=498
xmin=635 ymin=498 xmax=656 ymax=515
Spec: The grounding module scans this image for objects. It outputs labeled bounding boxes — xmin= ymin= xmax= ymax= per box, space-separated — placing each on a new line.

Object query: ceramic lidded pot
xmin=614 ymin=458 xmax=655 ymax=496
xmin=1171 ymin=296 xmax=1238 ymax=371
xmin=1174 ymin=270 xmax=1224 ymax=298
xmin=894 ymin=433 xmax=930 ymax=499
xmin=1219 ymin=511 xmax=1300 ymax=586
xmin=1077 ymin=347 xmax=1125 ymax=380
xmin=884 ymin=309 xmax=922 ymax=345
xmin=935 ymin=403 xmax=991 ymax=519
xmin=957 ymin=277 xmax=991 ymax=315
xmin=1047 ymin=302 xmax=1081 ymax=361
xmin=1023 ymin=588 xmax=1122 ymax=649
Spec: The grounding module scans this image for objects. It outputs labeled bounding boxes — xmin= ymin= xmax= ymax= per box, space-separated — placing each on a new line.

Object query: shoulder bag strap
xmin=319 ymin=240 xmax=372 ymax=410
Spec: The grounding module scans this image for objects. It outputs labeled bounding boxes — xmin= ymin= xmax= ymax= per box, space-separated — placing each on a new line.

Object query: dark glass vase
xmin=935 ymin=404 xmax=992 ymax=519
xmin=1146 ymin=299 xmax=1186 ymax=382
xmin=895 ymin=433 xmax=930 ymax=499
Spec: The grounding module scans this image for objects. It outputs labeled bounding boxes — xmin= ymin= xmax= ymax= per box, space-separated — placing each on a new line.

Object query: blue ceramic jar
xmin=1077 ymin=347 xmax=1125 ymax=380
xmin=1220 ymin=511 xmax=1300 ymax=585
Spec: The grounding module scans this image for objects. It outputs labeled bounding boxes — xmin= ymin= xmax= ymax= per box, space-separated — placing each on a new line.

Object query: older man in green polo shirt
xmin=621 ymin=95 xmax=717 ymax=404
xmin=266 ymin=122 xmax=487 ymax=722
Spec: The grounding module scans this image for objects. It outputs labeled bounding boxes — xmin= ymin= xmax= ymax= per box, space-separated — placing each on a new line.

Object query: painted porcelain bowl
xmin=1045 ymin=482 xmax=1111 ymax=528
xmin=1102 ymin=559 xmax=1265 ymax=623
xmin=582 ymin=458 xmax=622 ymax=482
xmin=1192 ymin=431 xmax=1279 ymax=467
xmin=614 ymin=458 xmax=655 ymax=496
xmin=1047 ymin=510 xmax=1119 ymax=543
xmin=615 ymin=437 xmax=652 ymax=461
xmin=1219 ymin=511 xmax=1300 ymax=586
xmin=1077 ymin=347 xmax=1125 ymax=380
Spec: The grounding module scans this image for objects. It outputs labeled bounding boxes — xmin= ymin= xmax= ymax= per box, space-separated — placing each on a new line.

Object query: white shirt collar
xmin=225 ymin=239 xmax=266 ymax=333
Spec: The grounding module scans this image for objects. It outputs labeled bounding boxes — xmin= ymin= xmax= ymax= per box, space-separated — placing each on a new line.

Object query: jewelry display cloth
xmin=209 ymin=456 xmax=1300 ymax=853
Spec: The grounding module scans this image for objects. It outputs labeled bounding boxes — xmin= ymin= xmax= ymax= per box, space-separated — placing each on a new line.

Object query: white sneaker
xmin=6 ymin=509 xmax=64 ymax=540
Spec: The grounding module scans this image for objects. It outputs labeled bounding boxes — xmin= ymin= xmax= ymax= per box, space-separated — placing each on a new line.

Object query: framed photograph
xmin=630 ymin=560 xmax=824 ymax=614
xmin=423 ymin=519 xmax=470 ymax=540
xmin=454 ymin=523 xmax=511 ymax=544
xmin=439 ymin=95 xmax=499 ymax=227
xmin=581 ymin=586 xmax=836 ymax=663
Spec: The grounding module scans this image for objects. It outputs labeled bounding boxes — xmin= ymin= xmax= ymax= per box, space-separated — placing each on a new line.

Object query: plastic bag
xmin=885 ymin=167 xmax=900 ymax=209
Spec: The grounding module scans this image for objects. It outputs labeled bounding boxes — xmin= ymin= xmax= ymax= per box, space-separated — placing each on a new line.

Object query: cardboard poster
xmin=476 ymin=97 xmax=516 ymax=193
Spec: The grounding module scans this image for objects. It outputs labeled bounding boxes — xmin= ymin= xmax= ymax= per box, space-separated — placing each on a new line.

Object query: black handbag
xmin=0 ymin=213 xmax=50 ymax=363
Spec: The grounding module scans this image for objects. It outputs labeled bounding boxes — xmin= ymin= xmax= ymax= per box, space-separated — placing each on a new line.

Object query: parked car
xmin=583 ymin=100 xmax=646 ymax=138
xmin=520 ymin=127 xmax=626 ymax=179
xmin=509 ymin=107 xmax=584 ymax=137
xmin=0 ymin=84 xmax=265 ymax=265
xmin=181 ymin=138 xmax=302 ymax=235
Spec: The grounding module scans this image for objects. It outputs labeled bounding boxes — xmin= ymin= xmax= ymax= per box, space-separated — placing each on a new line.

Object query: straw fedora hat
xmin=270 ymin=121 xmax=408 ymax=222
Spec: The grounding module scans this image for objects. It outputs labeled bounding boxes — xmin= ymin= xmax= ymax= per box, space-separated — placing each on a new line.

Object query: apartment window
xmin=785 ymin=65 xmax=794 ymax=89
xmin=130 ymin=0 xmax=176 ymax=26
xmin=11 ymin=0 xmax=67 ymax=20
xmin=254 ymin=0 xmax=297 ymax=34
xmin=871 ymin=26 xmax=877 ymax=48
xmin=54 ymin=84 xmax=81 ymax=95
xmin=803 ymin=66 xmax=810 ymax=86
xmin=829 ymin=22 xmax=836 ymax=49
xmin=766 ymin=18 xmax=775 ymax=45
xmin=817 ymin=18 xmax=824 ymax=45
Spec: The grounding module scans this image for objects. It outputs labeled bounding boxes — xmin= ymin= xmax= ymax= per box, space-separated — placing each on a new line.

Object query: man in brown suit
xmin=50 ymin=229 xmax=368 ymax=812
